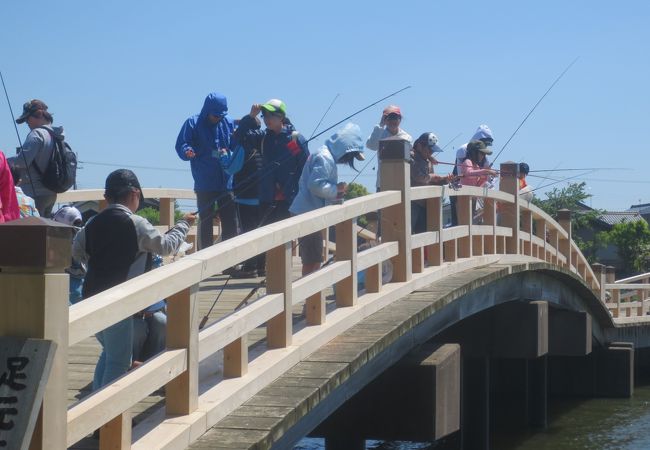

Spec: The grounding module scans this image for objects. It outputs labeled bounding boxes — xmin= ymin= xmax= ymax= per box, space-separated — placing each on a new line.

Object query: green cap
xmin=261 ymin=99 xmax=287 ymax=116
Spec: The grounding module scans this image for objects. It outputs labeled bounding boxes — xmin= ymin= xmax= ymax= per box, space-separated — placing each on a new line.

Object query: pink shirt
xmin=460 ymin=159 xmax=492 ymax=187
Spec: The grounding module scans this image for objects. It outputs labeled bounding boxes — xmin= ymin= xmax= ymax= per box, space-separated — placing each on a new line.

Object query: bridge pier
xmin=311 ymin=343 xmax=461 ymax=444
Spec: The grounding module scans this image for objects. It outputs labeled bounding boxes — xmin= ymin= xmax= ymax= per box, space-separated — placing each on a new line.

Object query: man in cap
xmin=237 ymin=99 xmax=309 ymax=225
xmin=72 ymin=169 xmax=196 ymax=390
xmin=365 ymin=105 xmax=413 ymax=190
xmin=11 ymin=99 xmax=65 ymax=216
xmin=410 ymin=132 xmax=454 ymax=233
xmin=175 ymin=92 xmax=236 ymax=250
xmin=290 ymin=123 xmax=365 ymax=275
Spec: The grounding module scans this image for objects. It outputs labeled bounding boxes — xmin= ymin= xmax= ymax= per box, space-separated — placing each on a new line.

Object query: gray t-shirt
xmin=10 ymin=125 xmax=64 ymax=197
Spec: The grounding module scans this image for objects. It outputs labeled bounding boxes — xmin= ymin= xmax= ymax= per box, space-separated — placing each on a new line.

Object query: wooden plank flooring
xmin=70 ymin=257 xmax=318 ymax=449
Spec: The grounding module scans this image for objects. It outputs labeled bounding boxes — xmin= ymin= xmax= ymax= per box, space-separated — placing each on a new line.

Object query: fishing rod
xmin=491 ymin=57 xmax=579 ymax=166
xmin=529 ymin=167 xmax=626 ymax=173
xmin=307 ymin=86 xmax=412 ymax=143
xmin=0 ymin=70 xmax=36 ymax=195
xmin=308 ymin=93 xmax=340 ymax=140
xmin=198 ymin=275 xmax=231 ymax=329
xmin=526 ymin=170 xmax=596 ymax=194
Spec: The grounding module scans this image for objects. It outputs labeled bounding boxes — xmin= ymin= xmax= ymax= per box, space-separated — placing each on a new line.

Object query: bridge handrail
xmin=615 ymin=272 xmax=650 ymax=284
xmin=3 ymin=159 xmax=608 ymax=449
xmin=57 ymin=188 xmax=198 ymax=203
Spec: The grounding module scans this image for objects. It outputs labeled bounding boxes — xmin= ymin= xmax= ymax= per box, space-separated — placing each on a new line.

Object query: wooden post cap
xmin=606 ymin=266 xmax=616 ymax=275
xmin=378 ymin=137 xmax=412 ymax=161
xmin=499 ymin=161 xmax=518 ymax=177
xmin=0 ymin=217 xmax=74 ymax=271
xmin=591 ymin=263 xmax=605 ymax=273
xmin=557 ymin=209 xmax=572 ymax=221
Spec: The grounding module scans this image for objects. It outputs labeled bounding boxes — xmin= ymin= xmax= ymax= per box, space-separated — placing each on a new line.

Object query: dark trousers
xmin=450 ymin=195 xmax=458 ymax=226
xmin=34 ymin=192 xmax=57 ymax=218
xmin=256 ymin=201 xmax=291 ymax=272
xmin=196 ymin=190 xmax=237 ymax=250
xmin=237 ymin=202 xmax=265 ymax=272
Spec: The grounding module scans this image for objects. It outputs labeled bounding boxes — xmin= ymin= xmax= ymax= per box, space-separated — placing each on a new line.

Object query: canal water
xmin=295 ymin=382 xmax=650 ymax=449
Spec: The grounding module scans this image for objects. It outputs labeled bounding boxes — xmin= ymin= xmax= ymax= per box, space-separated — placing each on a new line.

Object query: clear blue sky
xmin=2 ymin=0 xmax=649 ymax=210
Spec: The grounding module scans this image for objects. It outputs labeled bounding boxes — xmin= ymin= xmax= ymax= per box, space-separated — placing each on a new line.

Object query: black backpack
xmin=34 ymin=127 xmax=77 ymax=193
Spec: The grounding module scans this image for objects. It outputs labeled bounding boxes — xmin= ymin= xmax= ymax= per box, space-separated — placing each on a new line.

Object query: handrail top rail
xmin=615 ymin=272 xmax=650 ymax=284
xmin=57 ymin=188 xmax=198 ymax=203
xmin=68 ymin=190 xmax=401 ymax=343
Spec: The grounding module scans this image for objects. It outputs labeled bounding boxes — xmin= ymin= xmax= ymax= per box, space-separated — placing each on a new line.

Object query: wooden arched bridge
xmin=1 ymin=145 xmax=649 ymax=450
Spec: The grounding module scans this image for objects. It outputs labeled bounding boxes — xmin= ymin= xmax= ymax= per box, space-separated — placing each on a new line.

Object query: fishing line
xmin=491 ymin=57 xmax=580 ymax=166
xmin=308 ymin=93 xmax=340 ymax=140
xmin=0 ymin=70 xmax=36 ymax=195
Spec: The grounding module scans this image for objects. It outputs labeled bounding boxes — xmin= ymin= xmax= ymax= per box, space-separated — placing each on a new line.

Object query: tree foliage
xmin=531 ymin=182 xmax=603 ymax=257
xmin=600 ymin=220 xmax=650 ymax=273
xmin=344 ymin=182 xmax=370 ymax=227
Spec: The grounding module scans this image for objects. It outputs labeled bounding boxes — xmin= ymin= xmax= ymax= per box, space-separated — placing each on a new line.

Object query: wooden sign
xmin=0 ymin=338 xmax=56 ymax=450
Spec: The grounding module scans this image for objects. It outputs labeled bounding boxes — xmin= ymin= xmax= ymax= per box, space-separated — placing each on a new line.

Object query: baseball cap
xmin=52 ymin=206 xmax=83 ymax=227
xmin=261 ymin=99 xmax=287 ymax=117
xmin=15 ymin=99 xmax=48 ymax=124
xmin=415 ymin=132 xmax=443 ymax=153
xmin=104 ymin=169 xmax=144 ymax=202
xmin=467 ymin=140 xmax=493 ymax=155
xmin=383 ymin=105 xmax=402 ymax=117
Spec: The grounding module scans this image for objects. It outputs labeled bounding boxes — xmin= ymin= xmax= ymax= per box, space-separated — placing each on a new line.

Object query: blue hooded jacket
xmin=175 ymin=93 xmax=235 ymax=191
xmin=289 ymin=123 xmax=364 ymax=215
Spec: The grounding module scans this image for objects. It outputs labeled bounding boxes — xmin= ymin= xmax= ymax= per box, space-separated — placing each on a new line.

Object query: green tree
xmin=344 ymin=182 xmax=370 ymax=227
xmin=531 ymin=182 xmax=604 ymax=258
xmin=600 ymin=220 xmax=650 ymax=273
xmin=344 ymin=182 xmax=370 ymax=200
xmin=135 ymin=201 xmax=184 ymax=225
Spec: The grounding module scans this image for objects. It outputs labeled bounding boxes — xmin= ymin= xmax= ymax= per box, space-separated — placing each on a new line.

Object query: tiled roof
xmin=628 ymin=203 xmax=650 ymax=215
xmin=598 ymin=211 xmax=644 ymax=226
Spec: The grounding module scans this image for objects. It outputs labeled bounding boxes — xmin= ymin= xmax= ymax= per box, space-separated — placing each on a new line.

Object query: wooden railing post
xmin=0 ymin=218 xmax=70 ymax=449
xmin=498 ymin=162 xmax=520 ymax=254
xmin=591 ymin=263 xmax=606 ymax=302
xmin=606 ymin=266 xmax=618 ymax=317
xmin=533 ymin=218 xmax=547 ymax=261
xmin=266 ymin=242 xmax=293 ymax=348
xmin=456 ymin=194 xmax=472 ymax=258
xmin=379 ymin=138 xmax=412 ymax=282
xmin=335 ymin=219 xmax=358 ymax=307
xmin=426 ymin=195 xmax=443 ymax=266
xmin=557 ymin=209 xmax=572 ymax=270
xmin=165 ymin=284 xmax=199 ymax=415
xmin=159 ymin=197 xmax=176 ymax=229
xmin=521 ymin=209 xmax=533 ymax=256
xmin=483 ymin=197 xmax=497 ymax=255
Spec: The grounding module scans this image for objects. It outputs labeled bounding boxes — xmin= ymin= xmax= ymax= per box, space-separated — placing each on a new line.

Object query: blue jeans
xmin=93 ymin=317 xmax=133 ymax=390
xmin=133 ymin=311 xmax=167 ymax=362
xmin=69 ymin=276 xmax=84 ymax=305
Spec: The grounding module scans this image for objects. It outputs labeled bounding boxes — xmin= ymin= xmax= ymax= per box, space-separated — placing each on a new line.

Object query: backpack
xmin=34 ymin=127 xmax=77 ymax=193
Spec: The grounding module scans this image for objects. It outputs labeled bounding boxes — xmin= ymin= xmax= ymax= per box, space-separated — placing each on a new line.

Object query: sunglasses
xmin=386 ymin=113 xmax=401 ymax=120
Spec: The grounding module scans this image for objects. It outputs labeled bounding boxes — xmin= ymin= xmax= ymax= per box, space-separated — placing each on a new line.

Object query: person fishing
xmin=220 ymin=114 xmax=265 ymax=278
xmin=518 ymin=162 xmax=533 ymax=202
xmin=410 ymin=132 xmax=454 ymax=233
xmin=11 ymin=99 xmax=64 ymax=217
xmin=289 ymin=123 xmax=365 ymax=275
xmin=237 ymin=99 xmax=309 ymax=227
xmin=365 ymin=105 xmax=413 ymax=191
xmin=175 ymin=92 xmax=237 ymax=250
xmin=72 ymin=169 xmax=195 ymax=391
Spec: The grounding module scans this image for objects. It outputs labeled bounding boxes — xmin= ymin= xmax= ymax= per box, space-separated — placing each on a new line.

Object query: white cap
xmin=53 ymin=206 xmax=83 ymax=226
